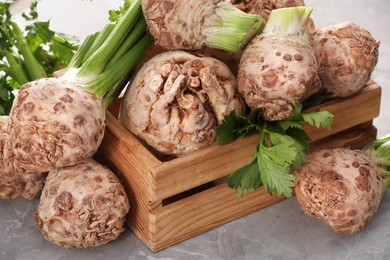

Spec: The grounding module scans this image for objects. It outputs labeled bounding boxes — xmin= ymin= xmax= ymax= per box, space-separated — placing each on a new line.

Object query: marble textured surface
xmin=2 ymin=0 xmax=390 ymax=259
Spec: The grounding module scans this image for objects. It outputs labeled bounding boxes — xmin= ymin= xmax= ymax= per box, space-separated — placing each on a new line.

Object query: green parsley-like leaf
xmin=109 ymin=0 xmax=131 ymax=23
xmin=284 ymin=127 xmax=310 ymax=153
xmin=217 ymin=111 xmax=252 ymax=144
xmin=278 ymin=120 xmax=303 ymax=131
xmin=256 ymin=132 xmax=297 ymax=197
xmin=302 ymin=110 xmax=334 ymax=130
xmin=227 ymin=157 xmax=262 ymax=199
xmin=287 ymin=103 xmax=304 ymax=121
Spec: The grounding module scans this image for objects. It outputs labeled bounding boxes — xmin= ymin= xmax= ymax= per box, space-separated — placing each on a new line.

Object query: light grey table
xmin=2 ymin=1 xmax=390 ymax=259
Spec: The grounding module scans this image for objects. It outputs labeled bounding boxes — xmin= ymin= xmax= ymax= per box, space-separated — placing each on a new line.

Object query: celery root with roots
xmin=34 ymin=159 xmax=129 ymax=249
xmin=238 ymin=7 xmax=320 ymax=121
xmin=142 ymin=0 xmax=265 ymax=53
xmin=119 ymin=51 xmax=246 ymax=155
xmin=1 ymin=116 xmax=46 ymax=199
xmin=4 ymin=0 xmax=153 ymax=173
xmin=294 ymin=147 xmax=385 ymax=234
xmin=312 ymin=22 xmax=380 ymax=97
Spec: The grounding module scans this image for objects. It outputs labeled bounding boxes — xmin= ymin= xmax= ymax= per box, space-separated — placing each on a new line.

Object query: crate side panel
xmin=145 ymin=122 xmax=378 ymax=252
xmin=150 ymin=184 xmax=283 ymax=252
xmin=98 ymin=122 xmax=161 ymax=247
xmin=150 ymin=84 xmax=381 ymax=202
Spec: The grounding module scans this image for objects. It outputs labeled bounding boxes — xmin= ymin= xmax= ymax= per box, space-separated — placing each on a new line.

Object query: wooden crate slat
xmin=303 ymin=82 xmax=381 ymax=140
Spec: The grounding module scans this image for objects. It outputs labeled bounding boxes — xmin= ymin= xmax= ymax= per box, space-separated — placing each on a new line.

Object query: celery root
xmin=4 ymin=0 xmax=152 ymax=173
xmin=238 ymin=7 xmax=320 ymax=121
xmin=312 ymin=22 xmax=380 ymax=97
xmin=294 ymin=148 xmax=384 ymax=233
xmin=0 ymin=116 xmax=46 ymax=199
xmin=142 ymin=0 xmax=265 ymax=53
xmin=33 ymin=159 xmax=129 ymax=248
xmin=119 ymin=51 xmax=245 ymax=155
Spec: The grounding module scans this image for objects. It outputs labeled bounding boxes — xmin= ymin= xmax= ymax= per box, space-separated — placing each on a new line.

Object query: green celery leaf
xmin=109 ymin=0 xmax=131 ymax=23
xmin=257 ymin=132 xmax=297 ymax=197
xmin=235 ymin=124 xmax=256 ymax=140
xmin=21 ymin=1 xmax=38 ymax=21
xmin=217 ymin=111 xmax=252 ymax=144
xmin=287 ymin=103 xmax=304 ymax=122
xmin=278 ymin=120 xmax=303 ymax=131
xmin=50 ymin=39 xmax=77 ymax=65
xmin=0 ymin=77 xmax=14 ymax=115
xmin=257 ymin=154 xmax=295 ymax=198
xmin=227 ymin=158 xmax=262 ymax=199
xmin=302 ymin=110 xmax=334 ymax=130
xmin=265 ymin=132 xmax=298 ymax=165
xmin=32 ymin=21 xmax=55 ymax=43
xmin=283 ymin=134 xmax=307 ymax=169
xmin=284 ymin=127 xmax=310 ymax=152
xmin=247 ymin=108 xmax=261 ymax=125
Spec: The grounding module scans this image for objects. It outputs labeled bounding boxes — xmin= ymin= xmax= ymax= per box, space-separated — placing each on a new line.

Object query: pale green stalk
xmin=203 ymin=1 xmax=265 ymax=53
xmin=263 ymin=7 xmax=313 ymax=45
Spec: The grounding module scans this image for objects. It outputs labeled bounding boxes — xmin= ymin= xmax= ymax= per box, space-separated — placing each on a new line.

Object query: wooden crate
xmin=96 ymin=81 xmax=381 ymax=252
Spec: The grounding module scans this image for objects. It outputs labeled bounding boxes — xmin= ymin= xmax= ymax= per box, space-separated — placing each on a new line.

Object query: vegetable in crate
xmin=0 ymin=116 xmax=46 ymax=199
xmin=294 ymin=147 xmax=385 ymax=233
xmin=312 ymin=22 xmax=380 ymax=97
xmin=33 ymin=159 xmax=129 ymax=249
xmin=0 ymin=1 xmax=77 ymax=115
xmin=194 ymin=1 xmax=314 ymax=75
xmin=119 ymin=51 xmax=246 ymax=155
xmin=238 ymin=7 xmax=321 ymax=121
xmin=4 ymin=0 xmax=153 ymax=173
xmin=142 ymin=0 xmax=265 ymax=53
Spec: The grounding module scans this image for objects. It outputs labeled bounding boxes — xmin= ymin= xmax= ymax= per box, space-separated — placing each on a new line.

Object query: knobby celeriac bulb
xmin=120 ymin=51 xmax=245 ymax=155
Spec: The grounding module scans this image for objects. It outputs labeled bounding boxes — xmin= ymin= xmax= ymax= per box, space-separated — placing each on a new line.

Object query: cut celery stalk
xmin=203 ymin=1 xmax=265 ymax=53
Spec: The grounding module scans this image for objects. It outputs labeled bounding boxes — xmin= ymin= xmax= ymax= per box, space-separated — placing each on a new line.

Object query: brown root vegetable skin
xmin=143 ymin=0 xmax=212 ymax=50
xmin=231 ymin=0 xmax=305 ymax=20
xmin=294 ymin=148 xmax=383 ymax=234
xmin=120 ymin=51 xmax=245 ymax=155
xmin=33 ymin=159 xmax=129 ymax=249
xmin=0 ymin=116 xmax=46 ymax=200
xmin=192 ymin=48 xmax=242 ymax=76
xmin=6 ymin=78 xmax=105 ymax=173
xmin=0 ymin=116 xmax=8 ymax=173
xmin=238 ymin=34 xmax=320 ymax=121
xmin=312 ymin=22 xmax=380 ymax=97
